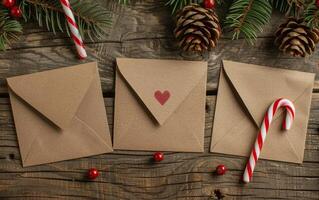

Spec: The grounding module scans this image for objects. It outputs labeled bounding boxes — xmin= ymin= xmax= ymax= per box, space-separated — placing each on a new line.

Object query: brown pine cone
xmin=275 ymin=18 xmax=319 ymax=57
xmin=174 ymin=4 xmax=221 ymax=53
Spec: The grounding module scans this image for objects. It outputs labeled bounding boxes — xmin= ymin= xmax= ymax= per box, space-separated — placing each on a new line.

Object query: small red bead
xmin=153 ymin=152 xmax=164 ymax=162
xmin=216 ymin=165 xmax=227 ymax=175
xmin=203 ymin=0 xmax=216 ymax=9
xmin=88 ymin=168 xmax=99 ymax=180
xmin=2 ymin=0 xmax=16 ymax=8
xmin=10 ymin=6 xmax=22 ymax=18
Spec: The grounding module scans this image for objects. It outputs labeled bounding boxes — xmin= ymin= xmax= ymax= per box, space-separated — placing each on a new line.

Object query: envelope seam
xmin=74 ymin=116 xmax=112 ymax=151
xmin=163 ymin=72 xmax=207 ymax=126
xmin=174 ymin=75 xmax=205 ymax=148
xmin=221 ymin=66 xmax=259 ymax=128
xmin=211 ymin=66 xmax=256 ymax=149
xmin=22 ymin=132 xmax=40 ymax=164
xmin=284 ymin=125 xmax=304 ymax=161
xmin=211 ymin=117 xmax=251 ymax=150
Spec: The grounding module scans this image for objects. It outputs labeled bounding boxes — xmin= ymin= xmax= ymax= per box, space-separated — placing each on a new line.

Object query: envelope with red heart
xmin=113 ymin=58 xmax=207 ymax=152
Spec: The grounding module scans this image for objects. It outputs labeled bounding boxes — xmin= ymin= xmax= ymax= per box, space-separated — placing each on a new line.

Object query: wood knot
xmin=8 ymin=153 xmax=15 ymax=160
xmin=211 ymin=189 xmax=225 ymax=200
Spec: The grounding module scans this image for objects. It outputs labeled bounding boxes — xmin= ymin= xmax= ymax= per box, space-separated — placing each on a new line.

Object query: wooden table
xmin=0 ymin=1 xmax=318 ymax=199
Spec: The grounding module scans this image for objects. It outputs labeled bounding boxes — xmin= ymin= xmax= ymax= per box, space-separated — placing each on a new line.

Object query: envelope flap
xmin=116 ymin=58 xmax=207 ymax=125
xmin=7 ymin=62 xmax=97 ymax=129
xmin=222 ymin=60 xmax=315 ymax=126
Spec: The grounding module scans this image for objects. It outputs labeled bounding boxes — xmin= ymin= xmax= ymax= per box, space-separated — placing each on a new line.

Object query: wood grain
xmin=0 ymin=95 xmax=318 ymax=199
xmin=0 ymin=0 xmax=318 ymax=94
xmin=0 ymin=0 xmax=318 ymax=199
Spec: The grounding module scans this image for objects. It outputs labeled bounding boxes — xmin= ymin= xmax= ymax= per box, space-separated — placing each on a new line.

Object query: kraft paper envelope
xmin=211 ymin=60 xmax=315 ymax=163
xmin=7 ymin=62 xmax=113 ymax=167
xmin=114 ymin=58 xmax=207 ymax=152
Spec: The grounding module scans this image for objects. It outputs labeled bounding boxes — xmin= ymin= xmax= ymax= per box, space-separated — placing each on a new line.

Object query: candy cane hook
xmin=243 ymin=98 xmax=295 ymax=183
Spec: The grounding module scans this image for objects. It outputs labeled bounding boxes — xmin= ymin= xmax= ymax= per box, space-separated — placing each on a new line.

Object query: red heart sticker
xmin=154 ymin=90 xmax=170 ymax=105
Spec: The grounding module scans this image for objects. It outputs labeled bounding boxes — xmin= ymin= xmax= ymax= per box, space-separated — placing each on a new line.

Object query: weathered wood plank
xmin=0 ymin=0 xmax=318 ymax=94
xmin=0 ymin=0 xmax=318 ymax=199
xmin=0 ymin=94 xmax=318 ymax=199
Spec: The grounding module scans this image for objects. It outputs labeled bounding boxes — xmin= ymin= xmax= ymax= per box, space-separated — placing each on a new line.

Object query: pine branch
xmin=166 ymin=0 xmax=225 ymax=14
xmin=21 ymin=0 xmax=112 ymax=41
xmin=272 ymin=0 xmax=291 ymax=14
xmin=224 ymin=0 xmax=272 ymax=44
xmin=166 ymin=0 xmax=196 ymax=14
xmin=272 ymin=0 xmax=307 ymax=17
xmin=304 ymin=0 xmax=319 ymax=28
xmin=0 ymin=9 xmax=23 ymax=50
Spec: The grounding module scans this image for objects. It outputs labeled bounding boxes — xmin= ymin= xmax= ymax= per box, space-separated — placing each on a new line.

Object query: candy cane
xmin=60 ymin=0 xmax=87 ymax=59
xmin=243 ymin=98 xmax=295 ymax=183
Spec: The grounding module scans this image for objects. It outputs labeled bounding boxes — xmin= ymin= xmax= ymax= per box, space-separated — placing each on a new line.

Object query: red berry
xmin=204 ymin=0 xmax=216 ymax=9
xmin=2 ymin=0 xmax=16 ymax=8
xmin=10 ymin=6 xmax=22 ymax=18
xmin=153 ymin=152 xmax=164 ymax=162
xmin=316 ymin=0 xmax=319 ymax=8
xmin=216 ymin=165 xmax=227 ymax=175
xmin=88 ymin=168 xmax=99 ymax=180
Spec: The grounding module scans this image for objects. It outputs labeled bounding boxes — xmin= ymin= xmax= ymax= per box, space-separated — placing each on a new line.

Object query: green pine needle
xmin=272 ymin=0 xmax=306 ymax=17
xmin=118 ymin=0 xmax=129 ymax=4
xmin=225 ymin=0 xmax=272 ymax=44
xmin=0 ymin=9 xmax=23 ymax=51
xmin=166 ymin=0 xmax=197 ymax=14
xmin=22 ymin=0 xmax=112 ymax=41
xmin=272 ymin=0 xmax=291 ymax=14
xmin=304 ymin=1 xmax=319 ymax=28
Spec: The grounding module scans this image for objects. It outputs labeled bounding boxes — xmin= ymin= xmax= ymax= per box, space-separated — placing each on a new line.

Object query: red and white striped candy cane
xmin=243 ymin=98 xmax=295 ymax=183
xmin=60 ymin=0 xmax=87 ymax=59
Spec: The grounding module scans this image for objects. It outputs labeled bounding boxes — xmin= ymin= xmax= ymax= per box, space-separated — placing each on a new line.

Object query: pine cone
xmin=275 ymin=18 xmax=319 ymax=57
xmin=174 ymin=4 xmax=221 ymax=53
